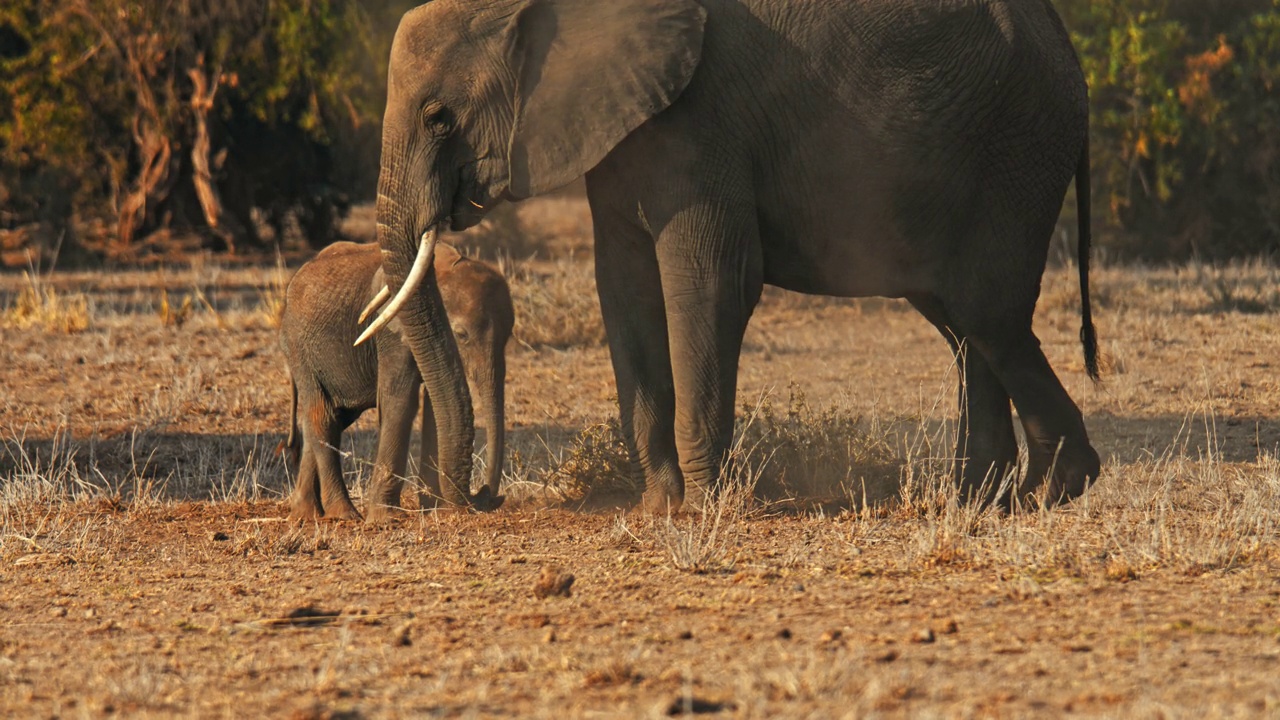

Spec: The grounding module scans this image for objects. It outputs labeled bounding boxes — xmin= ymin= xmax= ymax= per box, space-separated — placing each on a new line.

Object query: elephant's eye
xmin=453 ymin=326 xmax=470 ymax=344
xmin=421 ymin=105 xmax=452 ymax=133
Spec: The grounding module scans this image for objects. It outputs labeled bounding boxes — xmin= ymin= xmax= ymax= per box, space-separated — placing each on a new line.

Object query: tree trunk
xmin=187 ymin=62 xmax=232 ymax=250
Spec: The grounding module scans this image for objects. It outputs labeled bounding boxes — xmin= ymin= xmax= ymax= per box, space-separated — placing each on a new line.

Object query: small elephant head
xmin=435 ymin=248 xmax=515 ymax=499
xmin=368 ymin=0 xmax=707 ymax=504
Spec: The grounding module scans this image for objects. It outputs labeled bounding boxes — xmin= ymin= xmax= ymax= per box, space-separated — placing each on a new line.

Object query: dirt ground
xmin=1 ymin=197 xmax=1278 ymax=718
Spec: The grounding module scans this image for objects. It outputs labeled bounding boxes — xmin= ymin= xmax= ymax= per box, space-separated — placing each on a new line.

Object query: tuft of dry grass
xmin=519 ymin=418 xmax=636 ymax=504
xmin=515 ymin=388 xmax=904 ymax=512
xmin=617 ymin=454 xmax=758 ymax=574
xmin=3 ymin=271 xmax=92 ymax=333
xmin=157 ymin=291 xmax=194 ymax=328
xmin=1039 ymin=256 xmax=1280 ymax=317
xmin=502 ymin=256 xmax=605 ymax=349
xmin=735 ymin=385 xmax=901 ymax=508
xmin=255 ymin=254 xmax=290 ymax=329
xmin=883 ymin=408 xmax=1280 ymax=579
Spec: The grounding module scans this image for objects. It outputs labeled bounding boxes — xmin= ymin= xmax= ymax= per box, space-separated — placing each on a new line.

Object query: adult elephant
xmin=362 ymin=0 xmax=1102 ymax=512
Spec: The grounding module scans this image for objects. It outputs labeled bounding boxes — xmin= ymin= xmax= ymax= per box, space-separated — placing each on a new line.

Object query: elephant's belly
xmin=758 ymin=211 xmax=935 ymax=300
xmin=315 ymin=366 xmax=379 ymax=416
xmin=323 ymin=386 xmax=378 ymax=417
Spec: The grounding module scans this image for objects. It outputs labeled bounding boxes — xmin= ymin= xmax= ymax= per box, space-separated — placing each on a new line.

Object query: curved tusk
xmin=354 ymin=227 xmax=438 ymax=347
xmin=468 ymin=198 xmax=484 ymax=209
xmin=358 ymin=285 xmax=391 ymax=324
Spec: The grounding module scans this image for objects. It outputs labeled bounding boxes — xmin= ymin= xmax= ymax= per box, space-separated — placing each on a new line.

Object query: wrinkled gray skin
xmin=377 ymin=0 xmax=1101 ymax=513
xmin=280 ymin=241 xmax=513 ymax=521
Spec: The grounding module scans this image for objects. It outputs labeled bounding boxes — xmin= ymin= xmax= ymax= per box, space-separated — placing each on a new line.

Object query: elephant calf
xmin=279 ymin=241 xmax=513 ymax=521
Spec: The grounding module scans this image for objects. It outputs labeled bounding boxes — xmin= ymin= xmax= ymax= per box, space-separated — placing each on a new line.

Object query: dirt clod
xmin=665 ymin=696 xmax=735 ymax=715
xmin=264 ymin=605 xmax=341 ymax=628
xmin=912 ymin=628 xmax=936 ymax=644
xmin=392 ymin=622 xmax=413 ymax=647
xmin=875 ymin=649 xmax=900 ymax=663
xmin=533 ymin=565 xmax=575 ymax=599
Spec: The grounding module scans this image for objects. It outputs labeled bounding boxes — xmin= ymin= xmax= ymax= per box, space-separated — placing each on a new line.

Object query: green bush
xmin=1059 ymin=0 xmax=1280 ymax=258
xmin=0 ymin=0 xmax=415 ymax=262
xmin=3 ymin=1 xmax=1280 ymax=263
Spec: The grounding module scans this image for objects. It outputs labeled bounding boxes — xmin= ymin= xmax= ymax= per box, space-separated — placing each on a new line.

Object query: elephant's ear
xmin=504 ymin=0 xmax=705 ymax=199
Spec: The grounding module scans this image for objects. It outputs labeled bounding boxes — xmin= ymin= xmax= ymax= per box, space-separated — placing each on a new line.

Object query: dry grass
xmin=3 ymin=271 xmax=92 ymax=333
xmin=5 ymin=203 xmax=1280 ymax=716
xmin=502 ymin=255 xmax=605 ymax=349
xmin=511 ymin=417 xmax=635 ymax=504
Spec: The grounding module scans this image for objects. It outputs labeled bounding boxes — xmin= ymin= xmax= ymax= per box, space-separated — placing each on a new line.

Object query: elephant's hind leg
xmin=992 ymin=334 xmax=1099 ymax=507
xmin=960 ymin=324 xmax=1099 ymax=507
xmin=299 ymin=396 xmax=362 ymax=521
xmin=908 ymin=294 xmax=1019 ymax=507
xmin=288 ymin=444 xmax=323 ymax=522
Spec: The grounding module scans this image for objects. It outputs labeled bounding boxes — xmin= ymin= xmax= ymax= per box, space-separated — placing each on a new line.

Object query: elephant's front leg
xmin=594 ymin=209 xmax=682 ymax=512
xmin=657 ymin=210 xmax=763 ymax=510
xmin=417 ymin=387 xmax=441 ymax=508
xmin=365 ymin=371 xmax=420 ymax=523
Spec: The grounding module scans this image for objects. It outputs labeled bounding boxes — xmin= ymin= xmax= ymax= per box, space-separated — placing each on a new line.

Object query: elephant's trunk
xmin=374 ymin=145 xmax=477 ymax=508
xmin=480 ymin=356 xmax=506 ymax=496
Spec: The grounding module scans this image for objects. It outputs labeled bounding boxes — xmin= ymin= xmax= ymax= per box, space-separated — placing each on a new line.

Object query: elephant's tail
xmin=1076 ymin=132 xmax=1100 ymax=381
xmin=278 ymin=374 xmax=302 ymax=467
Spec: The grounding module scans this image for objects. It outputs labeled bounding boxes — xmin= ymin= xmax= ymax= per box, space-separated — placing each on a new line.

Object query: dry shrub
xmin=532 ymin=419 xmax=637 ymax=504
xmin=890 ymin=409 xmax=1280 ymax=578
xmin=502 ymin=256 xmax=605 ymax=348
xmin=735 ymin=386 xmax=901 ymax=508
xmin=522 ymin=388 xmax=903 ymax=512
xmin=3 ymin=271 xmax=91 ymax=333
xmin=158 ymin=291 xmax=194 ymax=328
xmin=254 ymin=254 xmax=290 ymax=329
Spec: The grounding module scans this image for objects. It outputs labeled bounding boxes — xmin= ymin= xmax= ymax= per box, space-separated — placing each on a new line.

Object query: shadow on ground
xmin=3 ymin=412 xmax=1274 ymax=511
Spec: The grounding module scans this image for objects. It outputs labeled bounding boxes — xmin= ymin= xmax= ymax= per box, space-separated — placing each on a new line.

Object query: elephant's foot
xmin=1042 ymin=443 xmax=1102 ymax=506
xmin=680 ymin=481 xmax=715 ymax=515
xmin=364 ymin=503 xmax=407 ymax=526
xmin=321 ymin=498 xmax=363 ymax=522
xmin=287 ymin=499 xmax=323 ymax=523
xmin=1016 ymin=441 xmax=1101 ymax=509
xmin=469 ymin=486 xmax=505 ymax=513
xmin=431 ymin=486 xmax=506 ymax=513
xmin=958 ymin=460 xmax=1018 ymax=511
xmin=641 ymin=483 xmax=684 ymax=515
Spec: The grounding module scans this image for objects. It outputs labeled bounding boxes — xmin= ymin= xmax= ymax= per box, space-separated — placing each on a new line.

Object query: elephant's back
xmin=284 ymin=242 xmax=381 ymax=330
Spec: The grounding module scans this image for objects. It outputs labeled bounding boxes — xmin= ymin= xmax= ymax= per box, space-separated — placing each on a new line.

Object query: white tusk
xmin=354 ymin=228 xmax=438 ymax=347
xmin=358 ymin=285 xmax=391 ymax=324
xmin=468 ymin=198 xmax=484 ymax=209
